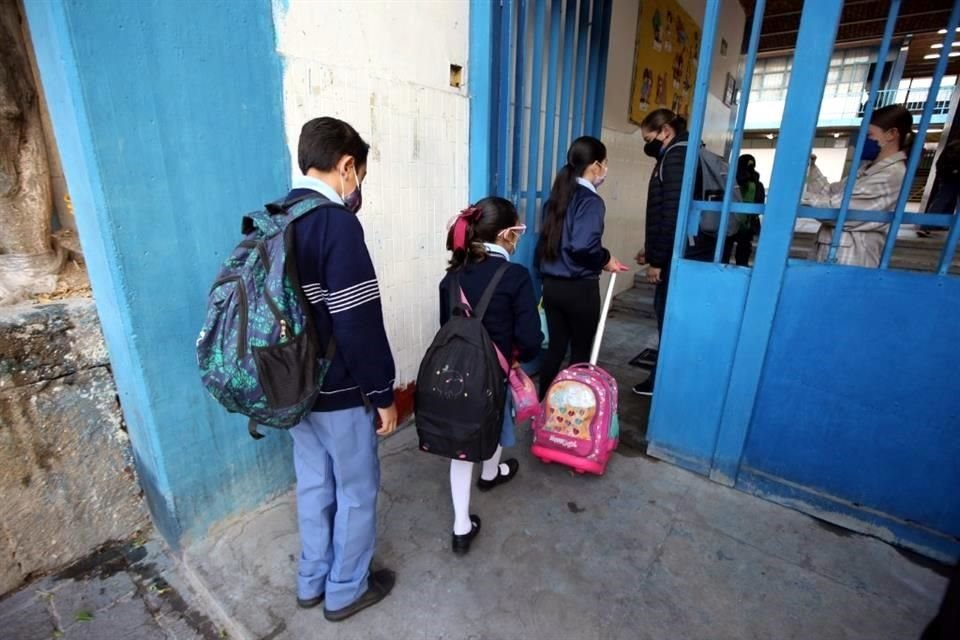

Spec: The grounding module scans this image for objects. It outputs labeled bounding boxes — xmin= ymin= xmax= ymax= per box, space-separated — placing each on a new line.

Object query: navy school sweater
xmin=538 ymin=184 xmax=611 ymax=280
xmin=289 ymin=188 xmax=396 ymax=412
xmin=438 ymin=254 xmax=543 ymax=364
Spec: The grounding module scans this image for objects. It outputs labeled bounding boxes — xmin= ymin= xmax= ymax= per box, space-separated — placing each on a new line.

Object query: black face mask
xmin=644 ymin=139 xmax=664 ymax=158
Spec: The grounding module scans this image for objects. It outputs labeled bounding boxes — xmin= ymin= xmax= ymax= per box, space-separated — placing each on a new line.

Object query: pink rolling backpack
xmin=532 ymin=274 xmax=620 ymax=475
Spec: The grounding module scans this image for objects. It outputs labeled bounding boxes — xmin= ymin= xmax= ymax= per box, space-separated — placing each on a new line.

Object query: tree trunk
xmin=0 ymin=0 xmax=59 ymax=303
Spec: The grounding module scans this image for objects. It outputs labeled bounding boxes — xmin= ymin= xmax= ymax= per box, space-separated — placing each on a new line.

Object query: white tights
xmin=449 ymin=445 xmax=509 ymax=535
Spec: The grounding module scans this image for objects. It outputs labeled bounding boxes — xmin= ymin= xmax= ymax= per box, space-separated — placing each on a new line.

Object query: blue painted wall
xmin=744 ymin=262 xmax=960 ymax=557
xmin=24 ymin=0 xmax=295 ymax=544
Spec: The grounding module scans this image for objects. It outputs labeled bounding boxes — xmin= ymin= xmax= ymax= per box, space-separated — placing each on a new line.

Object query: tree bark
xmin=0 ymin=0 xmax=53 ymax=257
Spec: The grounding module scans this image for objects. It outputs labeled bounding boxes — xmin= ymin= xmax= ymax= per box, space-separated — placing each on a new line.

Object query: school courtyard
xmin=176 ymin=307 xmax=947 ymax=640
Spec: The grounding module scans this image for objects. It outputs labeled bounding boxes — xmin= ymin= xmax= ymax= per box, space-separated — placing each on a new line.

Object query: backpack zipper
xmin=255 ymin=242 xmax=293 ymax=334
xmin=210 ymin=275 xmax=249 ymax=358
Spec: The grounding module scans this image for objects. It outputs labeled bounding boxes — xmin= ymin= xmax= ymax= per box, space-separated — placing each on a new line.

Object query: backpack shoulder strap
xmin=657 ymin=140 xmax=688 ymax=182
xmin=450 ymin=262 xmax=512 ymax=374
xmin=474 ymin=261 xmax=511 ymax=321
xmin=449 ymin=271 xmax=469 ymax=317
xmin=243 ymin=193 xmax=344 ymax=236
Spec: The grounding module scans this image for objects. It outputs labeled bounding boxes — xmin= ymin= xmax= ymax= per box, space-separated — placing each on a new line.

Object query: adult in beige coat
xmin=803 ymin=104 xmax=914 ymax=267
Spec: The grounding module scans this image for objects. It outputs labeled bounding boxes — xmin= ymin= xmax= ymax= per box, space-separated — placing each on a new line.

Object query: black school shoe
xmin=452 ymin=515 xmax=482 ymax=556
xmin=323 ymin=569 xmax=396 ymax=622
xmin=476 ymin=459 xmax=520 ymax=492
xmin=296 ymin=592 xmax=324 ymax=609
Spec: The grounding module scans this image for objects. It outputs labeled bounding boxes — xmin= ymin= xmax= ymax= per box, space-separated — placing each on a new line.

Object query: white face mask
xmin=591 ymin=161 xmax=608 ymax=188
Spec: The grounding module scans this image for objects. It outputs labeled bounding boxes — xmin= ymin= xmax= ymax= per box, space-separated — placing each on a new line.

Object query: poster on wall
xmin=629 ymin=0 xmax=701 ymax=125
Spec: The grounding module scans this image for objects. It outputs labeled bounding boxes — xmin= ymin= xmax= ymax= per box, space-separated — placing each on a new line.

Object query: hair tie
xmin=450 ymin=205 xmax=483 ymax=251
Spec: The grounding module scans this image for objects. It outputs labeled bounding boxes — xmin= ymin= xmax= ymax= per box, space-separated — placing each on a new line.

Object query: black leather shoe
xmin=296 ymin=592 xmax=324 ymax=609
xmin=451 ymin=515 xmax=482 ymax=556
xmin=323 ymin=569 xmax=396 ymax=622
xmin=476 ymin=459 xmax=519 ymax=492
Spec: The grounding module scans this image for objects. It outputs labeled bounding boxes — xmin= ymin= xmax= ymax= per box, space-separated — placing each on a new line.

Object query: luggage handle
xmin=589 ymin=273 xmax=617 ymax=366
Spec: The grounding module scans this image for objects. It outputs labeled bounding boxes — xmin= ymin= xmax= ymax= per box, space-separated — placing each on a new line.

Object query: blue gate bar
xmin=709 ymin=0 xmax=843 ymax=484
xmin=496 ymin=0 xmax=515 ymax=195
xmin=522 ymin=0 xmax=548 ymax=267
xmin=510 ymin=0 xmax=529 ymax=201
xmin=714 ymin=0 xmax=767 ymax=263
xmin=938 ymin=202 xmax=960 ymax=275
xmin=828 ymin=0 xmax=901 ymax=263
xmin=881 ymin=1 xmax=960 ymax=268
xmin=571 ymin=0 xmax=592 ymax=137
xmin=468 ymin=0 xmax=497 ymax=202
xmin=556 ymin=0 xmax=579 ymax=169
xmin=670 ymin=0 xmax=720 ymax=262
xmin=540 ymin=0 xmax=563 ymax=214
xmin=590 ymin=0 xmax=612 ymax=135
xmin=584 ymin=0 xmax=604 ymax=132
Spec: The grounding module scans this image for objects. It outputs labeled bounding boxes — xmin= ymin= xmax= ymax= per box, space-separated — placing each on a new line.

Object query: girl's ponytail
xmin=537 ymin=136 xmax=607 ymax=264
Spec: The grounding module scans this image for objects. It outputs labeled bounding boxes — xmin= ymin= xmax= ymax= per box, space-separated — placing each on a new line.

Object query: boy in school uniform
xmin=287 ymin=117 xmax=397 ymax=622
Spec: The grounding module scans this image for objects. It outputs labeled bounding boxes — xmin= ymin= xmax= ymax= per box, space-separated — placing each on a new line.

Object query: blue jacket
xmin=439 ymin=254 xmax=542 ymax=363
xmin=538 ymin=184 xmax=611 ymax=279
xmin=289 ymin=186 xmax=396 ymax=412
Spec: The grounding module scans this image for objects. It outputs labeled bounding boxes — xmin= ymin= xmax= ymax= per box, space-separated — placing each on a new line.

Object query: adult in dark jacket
xmin=537 ymin=136 xmax=628 ymax=398
xmin=439 ymin=197 xmax=542 ymax=555
xmin=633 ymin=109 xmax=713 ymax=396
xmin=922 ymin=138 xmax=960 ymax=236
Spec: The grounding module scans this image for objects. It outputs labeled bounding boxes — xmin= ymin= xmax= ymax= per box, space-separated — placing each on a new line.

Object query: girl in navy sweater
xmin=438 ymin=197 xmax=542 ymax=555
xmin=537 ymin=136 xmax=627 ymax=397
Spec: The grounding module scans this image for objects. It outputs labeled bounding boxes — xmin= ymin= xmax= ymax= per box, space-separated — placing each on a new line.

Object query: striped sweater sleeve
xmin=302 ymin=211 xmax=396 ymax=408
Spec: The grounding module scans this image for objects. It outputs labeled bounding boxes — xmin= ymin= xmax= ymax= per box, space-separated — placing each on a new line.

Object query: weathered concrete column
xmin=22 ymin=0 xmax=295 ymax=546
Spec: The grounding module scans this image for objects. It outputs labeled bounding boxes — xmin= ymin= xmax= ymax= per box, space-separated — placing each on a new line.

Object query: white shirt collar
xmin=482 ymin=242 xmax=511 ymax=262
xmin=291 ymin=174 xmax=344 ymax=205
xmin=576 ymin=177 xmax=598 ymax=194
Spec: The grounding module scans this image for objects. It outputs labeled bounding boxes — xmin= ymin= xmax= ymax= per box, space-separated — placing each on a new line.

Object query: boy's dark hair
xmin=446 ymin=197 xmax=519 ymax=271
xmin=298 ymin=117 xmax=370 ymax=174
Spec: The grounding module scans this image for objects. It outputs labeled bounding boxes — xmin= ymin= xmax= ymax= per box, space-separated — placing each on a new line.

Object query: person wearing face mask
xmin=632 ymin=109 xmax=712 ymax=397
xmin=722 ymin=154 xmax=765 ymax=266
xmin=438 ymin=197 xmax=543 ymax=555
xmin=537 ymin=136 xmax=628 ymax=398
xmin=286 ymin=117 xmax=398 ymax=621
xmin=804 ymin=104 xmax=914 ymax=267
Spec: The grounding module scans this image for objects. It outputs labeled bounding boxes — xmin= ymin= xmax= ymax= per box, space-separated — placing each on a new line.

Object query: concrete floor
xmin=182 ymin=302 xmax=948 ymax=640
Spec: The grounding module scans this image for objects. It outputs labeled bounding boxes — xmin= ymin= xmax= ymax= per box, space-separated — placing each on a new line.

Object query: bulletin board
xmin=629 ymin=0 xmax=701 ymax=125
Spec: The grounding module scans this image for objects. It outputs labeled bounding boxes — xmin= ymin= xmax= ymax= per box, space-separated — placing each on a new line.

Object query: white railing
xmin=744 ymin=85 xmax=956 ymax=130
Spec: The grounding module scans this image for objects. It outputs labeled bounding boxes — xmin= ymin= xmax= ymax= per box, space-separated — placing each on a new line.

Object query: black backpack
xmin=415 ymin=263 xmax=509 ymax=462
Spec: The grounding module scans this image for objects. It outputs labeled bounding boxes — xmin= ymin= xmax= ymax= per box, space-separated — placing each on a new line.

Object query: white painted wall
xmin=274 ymin=0 xmax=469 ymax=386
xmin=600 ymin=0 xmax=746 ymax=294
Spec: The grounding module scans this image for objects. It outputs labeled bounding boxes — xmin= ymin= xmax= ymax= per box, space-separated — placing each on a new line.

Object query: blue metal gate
xmin=469 ymin=0 xmax=612 ymax=273
xmin=646 ymin=0 xmax=960 ymax=560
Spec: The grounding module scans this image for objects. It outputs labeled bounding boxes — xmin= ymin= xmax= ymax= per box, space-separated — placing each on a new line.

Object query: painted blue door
xmin=469 ymin=0 xmax=612 ymax=276
xmin=646 ymin=0 xmax=960 ymax=561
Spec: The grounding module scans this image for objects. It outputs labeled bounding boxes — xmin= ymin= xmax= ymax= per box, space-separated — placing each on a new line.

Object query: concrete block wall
xmin=0 ymin=301 xmax=148 ymax=595
xmin=275 ymin=0 xmax=470 ymax=390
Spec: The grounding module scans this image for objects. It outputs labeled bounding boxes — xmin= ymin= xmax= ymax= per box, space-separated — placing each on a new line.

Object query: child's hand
xmin=604 ymin=256 xmax=630 ymax=272
xmin=376 ymin=404 xmax=398 ymax=436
